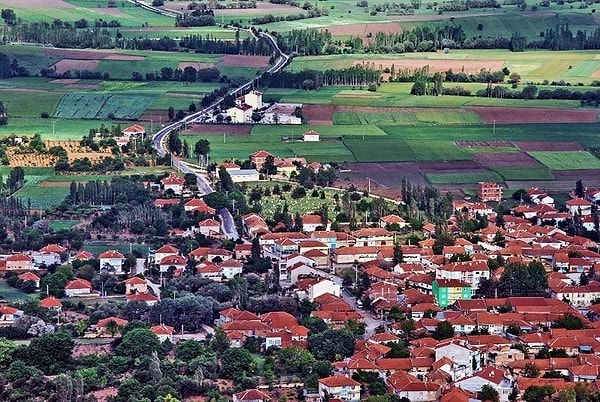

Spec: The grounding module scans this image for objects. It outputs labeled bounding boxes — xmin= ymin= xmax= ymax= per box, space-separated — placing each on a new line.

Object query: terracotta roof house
xmin=64 ymin=278 xmax=93 ymax=297
xmin=123 ymin=276 xmax=148 ymax=295
xmin=40 ymin=296 xmax=62 ymax=310
xmin=73 ymin=250 xmax=94 ymax=261
xmin=18 ymin=272 xmax=40 ymax=288
xmin=318 ymin=375 xmax=361 ymax=402
xmin=126 ymin=292 xmax=158 ymax=306
xmin=99 ymin=249 xmax=125 ymax=273
xmin=161 ymin=173 xmax=186 ymax=195
xmin=151 ymin=324 xmax=174 ymax=342
xmin=6 ymin=254 xmax=34 ymax=271
xmin=233 ymin=389 xmax=271 ymax=402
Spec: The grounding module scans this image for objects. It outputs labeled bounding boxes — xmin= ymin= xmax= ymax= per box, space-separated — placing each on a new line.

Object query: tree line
xmin=261 ymin=65 xmax=381 ymax=89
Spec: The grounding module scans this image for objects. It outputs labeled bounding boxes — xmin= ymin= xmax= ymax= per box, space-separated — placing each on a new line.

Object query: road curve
xmin=140 ymin=8 xmax=289 ymax=240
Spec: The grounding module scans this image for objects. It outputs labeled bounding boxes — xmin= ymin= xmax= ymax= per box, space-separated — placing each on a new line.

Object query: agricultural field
xmin=0 ymin=0 xmax=173 ymax=27
xmin=288 ymin=50 xmax=600 ymax=85
xmin=54 ymin=93 xmax=157 ymax=120
xmin=0 ymin=281 xmax=31 ymax=302
xmin=83 ymin=242 xmax=150 ymax=256
xmin=14 ymin=184 xmax=70 ymax=210
xmin=49 ymin=220 xmax=79 ymax=231
xmin=529 ymin=151 xmax=600 ymax=170
xmin=426 ymin=171 xmax=504 ymax=185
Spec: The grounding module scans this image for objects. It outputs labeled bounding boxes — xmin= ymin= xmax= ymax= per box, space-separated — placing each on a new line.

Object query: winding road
xmin=142 ymin=4 xmax=290 ymax=240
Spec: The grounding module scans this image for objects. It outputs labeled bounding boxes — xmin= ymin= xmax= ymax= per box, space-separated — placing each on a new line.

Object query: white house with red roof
xmin=184 ymin=198 xmax=216 ymax=214
xmin=123 ymin=276 xmax=148 ymax=295
xmin=151 ymin=324 xmax=174 ymax=342
xmin=197 ymin=262 xmax=223 ymax=281
xmin=0 ymin=305 xmax=20 ymax=325
xmin=122 ymin=124 xmax=146 ymax=136
xmin=64 ymin=278 xmax=93 ymax=297
xmin=154 ymin=244 xmax=179 ymax=264
xmin=161 ymin=173 xmax=186 ymax=195
xmin=34 ymin=243 xmax=66 ymax=266
xmin=220 ymin=259 xmax=243 ymax=279
xmin=159 ymin=254 xmax=186 ymax=274
xmin=18 ymin=272 xmax=40 ymax=288
xmin=455 ymin=366 xmax=514 ymax=402
xmin=99 ymin=249 xmax=125 ymax=273
xmin=436 ymin=260 xmax=490 ymax=291
xmin=566 ymin=198 xmax=593 ymax=216
xmin=126 ymin=292 xmax=158 ymax=306
xmin=387 ymin=370 xmax=441 ymax=401
xmin=233 ymin=389 xmax=270 ymax=402
xmin=39 ymin=296 xmax=62 ymax=311
xmin=379 ymin=214 xmax=407 ymax=229
xmin=198 ymin=218 xmax=221 ymax=237
xmin=5 ymin=254 xmax=34 ymax=271
xmin=301 ymin=214 xmax=329 ymax=232
xmin=73 ymin=250 xmax=94 ymax=261
xmin=227 ymin=104 xmax=253 ymax=123
xmin=318 ymin=375 xmax=361 ymax=402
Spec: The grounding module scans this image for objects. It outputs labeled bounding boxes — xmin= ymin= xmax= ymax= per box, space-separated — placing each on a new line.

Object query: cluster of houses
xmin=219 ymin=186 xmax=600 ymax=400
xmin=225 ymin=90 xmax=302 ymax=125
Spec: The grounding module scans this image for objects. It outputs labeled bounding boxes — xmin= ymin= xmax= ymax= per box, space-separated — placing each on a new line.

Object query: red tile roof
xmin=318 ymin=375 xmax=360 ymax=388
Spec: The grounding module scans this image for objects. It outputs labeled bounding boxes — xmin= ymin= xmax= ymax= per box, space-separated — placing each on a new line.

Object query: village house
xmin=220 ymin=259 xmax=244 ymax=279
xmin=318 ymin=375 xmax=361 ymax=402
xmin=126 ymin=292 xmax=159 ymax=306
xmin=332 ymin=246 xmax=381 ymax=265
xmin=198 ymin=218 xmax=221 ymax=237
xmin=303 ymin=129 xmax=320 ymax=142
xmin=154 ymin=244 xmax=179 ymax=265
xmin=123 ymin=276 xmax=148 ymax=295
xmin=227 ymin=104 xmax=253 ymax=123
xmin=351 ymin=228 xmax=394 ymax=247
xmin=456 ymin=366 xmax=514 ymax=402
xmin=566 ymin=198 xmax=593 ymax=216
xmin=379 ymin=214 xmax=407 ymax=229
xmin=436 ymin=260 xmax=490 ymax=293
xmin=5 ymin=254 xmax=34 ymax=271
xmin=151 ymin=324 xmax=174 ymax=342
xmin=250 ymin=150 xmax=273 ymax=171
xmin=161 ymin=173 xmax=186 ymax=195
xmin=40 ymin=296 xmax=62 ymax=311
xmin=477 ymin=182 xmax=503 ymax=202
xmin=233 ymin=389 xmax=271 ymax=402
xmin=432 ymin=279 xmax=472 ymax=308
xmin=159 ymin=254 xmax=186 ymax=273
xmin=302 ymin=214 xmax=329 ymax=232
xmin=99 ymin=249 xmax=125 ymax=273
xmin=64 ymin=278 xmax=93 ymax=297
xmin=96 ymin=316 xmax=128 ymax=336
xmin=17 ymin=272 xmax=40 ymax=288
xmin=184 ymin=198 xmax=216 ymax=214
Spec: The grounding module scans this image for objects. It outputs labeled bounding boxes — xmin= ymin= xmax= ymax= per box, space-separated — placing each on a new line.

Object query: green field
xmin=2 ymin=1 xmax=173 ymax=27
xmin=54 ymin=93 xmax=157 ymax=120
xmin=492 ymin=167 xmax=555 ymax=181
xmin=14 ymin=185 xmax=70 ymax=210
xmin=426 ymin=171 xmax=504 ymax=184
xmin=49 ymin=220 xmax=79 ymax=231
xmin=333 ymin=110 xmax=482 ymax=125
xmin=528 ymin=151 xmax=600 ymax=170
xmin=0 ymin=281 xmax=31 ymax=302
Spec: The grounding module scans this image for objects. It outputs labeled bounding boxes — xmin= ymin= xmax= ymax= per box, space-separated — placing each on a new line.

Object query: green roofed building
xmin=432 ymin=278 xmax=472 ymax=308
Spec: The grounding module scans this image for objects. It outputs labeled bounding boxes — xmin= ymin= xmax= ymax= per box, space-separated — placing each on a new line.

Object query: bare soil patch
xmin=103 ymin=54 xmax=145 ymax=61
xmin=221 ymin=55 xmax=270 ymax=68
xmin=183 ymin=124 xmax=251 ymax=136
xmin=139 ymin=109 xmax=170 ymax=123
xmin=50 ymin=78 xmax=79 ymax=84
xmin=515 ymin=141 xmax=585 ymax=151
xmin=456 ymin=140 xmax=515 ymax=148
xmin=65 ymin=84 xmax=101 ymax=89
xmin=304 ymin=105 xmax=334 ymax=125
xmin=212 ymin=2 xmax=299 ymax=15
xmin=40 ymin=181 xmax=71 ymax=187
xmin=325 ymin=22 xmax=401 ymax=38
xmin=356 ymin=59 xmax=503 ymax=74
xmin=8 ymin=140 xmax=113 ymax=167
xmin=51 ymin=59 xmax=100 ymax=73
xmin=90 ymin=7 xmax=126 ymax=16
xmin=591 ymin=70 xmax=600 ymax=78
xmin=475 ymin=152 xmax=542 ymax=168
xmin=469 ymin=106 xmax=599 ymax=124
xmin=178 ymin=61 xmax=216 ymax=70
xmin=2 ymin=0 xmax=72 ymax=7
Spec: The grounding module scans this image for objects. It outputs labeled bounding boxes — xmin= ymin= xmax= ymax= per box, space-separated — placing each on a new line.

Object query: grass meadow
xmin=492 ymin=167 xmax=555 ymax=181
xmin=528 ymin=151 xmax=600 ymax=170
